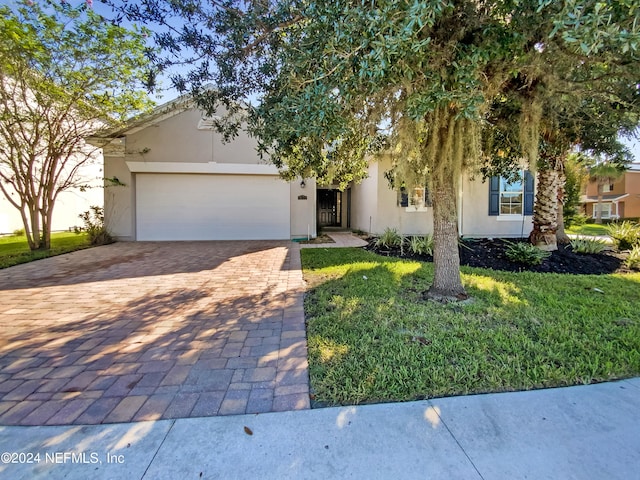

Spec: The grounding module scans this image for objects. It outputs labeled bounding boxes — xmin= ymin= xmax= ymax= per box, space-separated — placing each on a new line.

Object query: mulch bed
xmin=299 ymin=234 xmax=335 ymax=244
xmin=366 ymin=237 xmax=628 ymax=275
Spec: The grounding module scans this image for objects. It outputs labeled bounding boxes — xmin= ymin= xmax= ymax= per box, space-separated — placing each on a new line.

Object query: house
xmin=581 ymin=163 xmax=640 ymax=220
xmin=91 ymin=98 xmax=535 ymax=241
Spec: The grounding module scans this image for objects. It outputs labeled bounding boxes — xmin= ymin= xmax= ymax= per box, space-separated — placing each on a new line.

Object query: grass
xmin=0 ymin=231 xmax=90 ymax=269
xmin=302 ymin=248 xmax=640 ymax=406
xmin=565 ymin=224 xmax=610 ymax=236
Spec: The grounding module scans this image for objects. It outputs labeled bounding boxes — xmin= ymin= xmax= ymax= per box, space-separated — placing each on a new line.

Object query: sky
xmin=623 ymin=137 xmax=640 ymax=164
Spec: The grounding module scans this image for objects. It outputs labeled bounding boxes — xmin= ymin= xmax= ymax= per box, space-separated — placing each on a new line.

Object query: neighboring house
xmin=91 ymin=98 xmax=535 ymax=241
xmin=0 ymin=159 xmax=103 ymax=235
xmin=581 ymin=163 xmax=640 ymax=220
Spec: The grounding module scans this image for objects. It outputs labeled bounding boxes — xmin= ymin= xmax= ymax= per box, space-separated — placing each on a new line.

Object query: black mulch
xmin=365 ymin=237 xmax=628 ymax=275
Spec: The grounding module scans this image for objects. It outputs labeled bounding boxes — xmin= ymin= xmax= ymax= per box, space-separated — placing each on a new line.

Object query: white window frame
xmin=593 ymin=203 xmax=613 ymax=219
xmin=499 ymin=172 xmax=524 ymax=216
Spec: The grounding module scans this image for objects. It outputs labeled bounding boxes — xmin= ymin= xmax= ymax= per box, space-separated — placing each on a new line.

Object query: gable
xmin=124 ymin=107 xmax=261 ymax=165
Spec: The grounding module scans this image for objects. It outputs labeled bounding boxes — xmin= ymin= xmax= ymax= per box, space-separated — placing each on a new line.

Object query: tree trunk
xmin=28 ymin=203 xmax=43 ymax=250
xmin=556 ymin=170 xmax=570 ymax=244
xmin=42 ymin=207 xmax=53 ymax=250
xmin=426 ymin=172 xmax=466 ymax=301
xmin=529 ymin=166 xmax=559 ymax=251
xmin=23 ymin=202 xmax=47 ymax=251
xmin=595 ymin=186 xmax=603 ymax=224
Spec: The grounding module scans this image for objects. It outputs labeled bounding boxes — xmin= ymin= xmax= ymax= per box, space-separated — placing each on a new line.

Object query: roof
xmin=87 ymin=93 xmax=194 ymax=144
xmin=581 ymin=194 xmax=629 ymax=203
xmin=629 ymin=163 xmax=640 ymax=172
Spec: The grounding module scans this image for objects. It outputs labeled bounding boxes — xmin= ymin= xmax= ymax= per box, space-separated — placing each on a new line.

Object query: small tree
xmin=0 ymin=1 xmax=152 ymax=250
xmin=589 ymin=162 xmax=625 ymax=224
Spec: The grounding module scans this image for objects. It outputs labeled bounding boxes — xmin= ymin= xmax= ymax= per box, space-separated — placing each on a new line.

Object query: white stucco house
xmin=90 ymin=97 xmax=535 ymax=241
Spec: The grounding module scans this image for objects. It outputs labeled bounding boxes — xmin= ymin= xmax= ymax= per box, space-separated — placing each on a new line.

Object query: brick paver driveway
xmin=0 ymin=241 xmax=309 ymax=426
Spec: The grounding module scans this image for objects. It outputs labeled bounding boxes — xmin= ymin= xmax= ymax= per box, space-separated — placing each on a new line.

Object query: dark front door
xmin=318 ymin=189 xmax=339 ymax=226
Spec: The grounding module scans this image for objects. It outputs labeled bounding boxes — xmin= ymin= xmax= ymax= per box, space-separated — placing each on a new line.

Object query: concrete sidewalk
xmin=1 ymin=378 xmax=638 ymax=479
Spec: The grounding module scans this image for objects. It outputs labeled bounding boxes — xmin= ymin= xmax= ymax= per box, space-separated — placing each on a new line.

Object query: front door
xmin=318 ymin=189 xmax=339 ymax=227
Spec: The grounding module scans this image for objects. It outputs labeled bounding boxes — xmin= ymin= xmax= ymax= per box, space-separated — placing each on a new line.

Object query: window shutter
xmin=524 ymin=170 xmax=534 ymax=215
xmin=488 ymin=176 xmax=500 ymax=215
xmin=399 ymin=188 xmax=408 ymax=207
xmin=424 ymin=185 xmax=433 ymax=207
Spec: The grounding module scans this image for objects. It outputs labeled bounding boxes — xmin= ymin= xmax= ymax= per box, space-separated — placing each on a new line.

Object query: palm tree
xmin=589 ymin=162 xmax=624 ymax=224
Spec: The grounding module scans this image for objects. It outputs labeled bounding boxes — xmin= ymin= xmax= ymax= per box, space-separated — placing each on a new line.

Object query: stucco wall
xmin=623 ymin=171 xmax=640 ymax=217
xmin=349 ymin=160 xmax=536 ymax=238
xmin=103 ymin=156 xmax=134 ymax=240
xmin=126 ymin=109 xmax=261 ymax=165
xmin=374 ymin=158 xmax=433 ymax=236
xmin=351 ymin=158 xmax=433 ymax=236
xmin=585 ymin=176 xmax=625 ymax=196
xmin=350 ymin=162 xmax=379 ymax=234
xmin=290 ymin=177 xmax=317 ymax=239
xmin=460 ymin=172 xmax=533 ymax=238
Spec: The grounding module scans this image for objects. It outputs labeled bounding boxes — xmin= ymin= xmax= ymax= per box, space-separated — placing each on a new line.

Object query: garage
xmin=135 ymin=172 xmax=291 ymax=241
xmin=95 ymin=102 xmax=315 ymax=241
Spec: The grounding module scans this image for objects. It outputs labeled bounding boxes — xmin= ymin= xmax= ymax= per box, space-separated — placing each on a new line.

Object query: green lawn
xmin=565 ymin=224 xmax=610 ymax=236
xmin=0 ymin=231 xmax=90 ymax=269
xmin=302 ymin=248 xmax=640 ymax=406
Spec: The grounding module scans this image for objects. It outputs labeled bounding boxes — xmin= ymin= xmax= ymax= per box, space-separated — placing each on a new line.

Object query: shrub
xmin=75 ymin=206 xmax=113 ymax=246
xmin=625 ymin=245 xmax=640 ymax=270
xmin=606 ymin=221 xmax=640 ymax=251
xmin=375 ymin=227 xmax=402 ymax=249
xmin=505 ymin=241 xmax=551 ymax=266
xmin=570 ymin=237 xmax=608 ymax=255
xmin=408 ymin=234 xmax=434 ymax=256
xmin=12 ymin=228 xmax=25 ymax=236
xmin=565 ymin=213 xmax=588 ymax=227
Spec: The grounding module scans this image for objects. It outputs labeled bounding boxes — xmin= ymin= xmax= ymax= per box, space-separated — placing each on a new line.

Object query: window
xmin=399 ymin=185 xmax=432 ymax=210
xmin=489 ymin=171 xmax=534 ymax=216
xmin=499 ymin=176 xmax=523 ymax=214
xmin=602 ymin=183 xmax=614 ymax=193
xmin=593 ymin=203 xmax=612 ymax=219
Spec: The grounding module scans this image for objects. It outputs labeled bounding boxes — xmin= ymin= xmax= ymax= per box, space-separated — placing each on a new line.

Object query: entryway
xmin=317 ymin=188 xmax=351 ymax=228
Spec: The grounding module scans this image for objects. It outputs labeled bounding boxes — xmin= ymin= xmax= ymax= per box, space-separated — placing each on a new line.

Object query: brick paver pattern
xmin=0 ymin=241 xmax=309 ymax=426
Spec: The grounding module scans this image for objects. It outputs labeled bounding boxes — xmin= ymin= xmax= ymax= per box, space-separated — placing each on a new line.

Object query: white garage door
xmin=136 ymin=173 xmax=290 ymax=240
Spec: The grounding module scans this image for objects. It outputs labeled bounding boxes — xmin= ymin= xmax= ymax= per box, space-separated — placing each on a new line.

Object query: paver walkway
xmin=0 ymin=241 xmax=309 ymax=426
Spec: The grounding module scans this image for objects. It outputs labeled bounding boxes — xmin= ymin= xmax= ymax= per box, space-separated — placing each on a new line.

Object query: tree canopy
xmin=111 ymin=0 xmax=640 ymax=298
xmin=0 ymin=0 xmax=153 ymax=249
